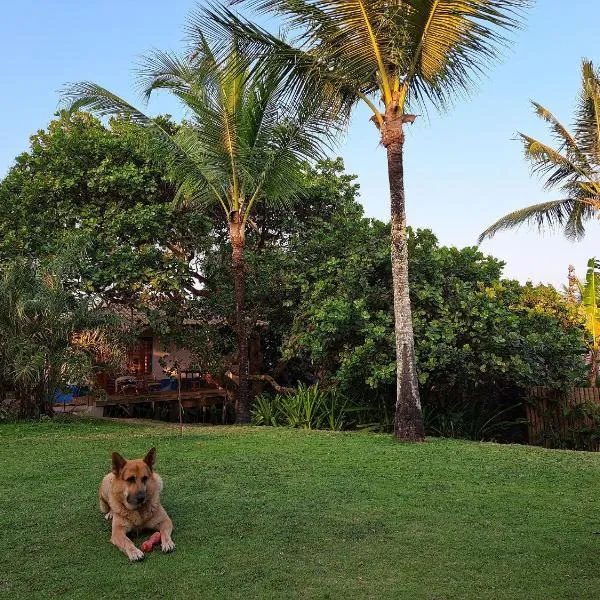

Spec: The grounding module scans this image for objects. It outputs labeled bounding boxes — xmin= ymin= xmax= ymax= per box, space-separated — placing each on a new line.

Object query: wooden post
xmin=177 ymin=368 xmax=183 ymax=437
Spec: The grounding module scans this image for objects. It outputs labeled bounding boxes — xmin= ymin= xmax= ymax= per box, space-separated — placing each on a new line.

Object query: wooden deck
xmin=72 ymin=388 xmax=228 ymax=408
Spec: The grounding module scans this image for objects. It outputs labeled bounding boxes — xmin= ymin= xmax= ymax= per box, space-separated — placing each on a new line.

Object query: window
xmin=127 ymin=338 xmax=153 ymax=376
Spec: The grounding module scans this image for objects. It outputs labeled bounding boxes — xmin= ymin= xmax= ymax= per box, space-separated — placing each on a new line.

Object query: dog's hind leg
xmin=99 ymin=473 xmax=114 ymax=520
xmin=99 ymin=495 xmax=112 ymax=520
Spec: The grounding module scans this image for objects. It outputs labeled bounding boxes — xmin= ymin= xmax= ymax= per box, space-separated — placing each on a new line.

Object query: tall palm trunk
xmin=382 ymin=108 xmax=425 ymax=442
xmin=230 ymin=212 xmax=251 ymax=423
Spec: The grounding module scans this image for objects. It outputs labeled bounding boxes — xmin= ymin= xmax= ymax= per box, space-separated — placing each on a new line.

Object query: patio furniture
xmin=139 ymin=376 xmax=162 ymax=393
xmin=115 ymin=375 xmax=139 ymax=395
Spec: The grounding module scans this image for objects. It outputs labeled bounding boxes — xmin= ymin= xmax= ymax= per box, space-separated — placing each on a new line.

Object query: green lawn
xmin=1 ymin=419 xmax=600 ymax=599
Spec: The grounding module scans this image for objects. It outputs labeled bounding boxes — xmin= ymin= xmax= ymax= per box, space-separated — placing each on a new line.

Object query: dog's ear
xmin=112 ymin=452 xmax=126 ymax=476
xmin=143 ymin=447 xmax=156 ymax=470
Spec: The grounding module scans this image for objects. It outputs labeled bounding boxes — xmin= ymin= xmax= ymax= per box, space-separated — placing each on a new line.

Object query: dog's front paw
xmin=127 ymin=547 xmax=145 ymax=562
xmin=104 ymin=511 xmax=113 ymax=521
xmin=161 ymin=538 xmax=176 ymax=553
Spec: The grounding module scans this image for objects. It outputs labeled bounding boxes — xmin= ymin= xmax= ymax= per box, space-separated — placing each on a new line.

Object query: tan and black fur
xmin=99 ymin=448 xmax=175 ymax=561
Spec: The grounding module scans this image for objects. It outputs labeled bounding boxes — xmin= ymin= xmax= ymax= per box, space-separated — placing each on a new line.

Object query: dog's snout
xmin=127 ymin=491 xmax=147 ymax=507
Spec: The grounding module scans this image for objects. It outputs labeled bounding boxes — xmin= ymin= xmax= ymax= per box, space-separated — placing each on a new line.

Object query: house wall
xmin=151 ymin=337 xmax=193 ymax=379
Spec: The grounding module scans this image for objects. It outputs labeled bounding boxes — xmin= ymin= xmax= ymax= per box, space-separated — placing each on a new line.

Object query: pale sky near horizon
xmin=2 ymin=0 xmax=599 ymax=288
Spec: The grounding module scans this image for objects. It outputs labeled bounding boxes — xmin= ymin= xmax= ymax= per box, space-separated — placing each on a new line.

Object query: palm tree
xmin=199 ymin=0 xmax=529 ymax=440
xmin=63 ymin=32 xmax=333 ymax=423
xmin=480 ymin=60 xmax=600 ymax=242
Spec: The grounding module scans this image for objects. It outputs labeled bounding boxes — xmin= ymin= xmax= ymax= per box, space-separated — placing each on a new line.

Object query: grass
xmin=1 ymin=418 xmax=600 ymax=599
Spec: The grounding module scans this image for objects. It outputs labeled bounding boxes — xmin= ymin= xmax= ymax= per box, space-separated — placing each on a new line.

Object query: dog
xmin=99 ymin=447 xmax=175 ymax=561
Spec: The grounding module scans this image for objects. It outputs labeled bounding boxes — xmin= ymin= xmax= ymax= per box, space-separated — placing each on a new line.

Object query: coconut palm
xmin=480 ymin=60 xmax=600 ymax=242
xmin=62 ymin=32 xmax=334 ymax=423
xmin=198 ymin=0 xmax=529 ymax=440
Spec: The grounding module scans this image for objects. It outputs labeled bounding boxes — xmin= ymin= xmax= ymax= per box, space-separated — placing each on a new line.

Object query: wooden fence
xmin=526 ymin=387 xmax=600 ymax=450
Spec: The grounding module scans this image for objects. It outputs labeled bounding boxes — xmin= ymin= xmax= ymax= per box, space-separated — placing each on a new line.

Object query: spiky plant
xmin=198 ymin=0 xmax=529 ymax=440
xmin=480 ymin=60 xmax=600 ymax=242
xmin=62 ymin=30 xmax=335 ymax=424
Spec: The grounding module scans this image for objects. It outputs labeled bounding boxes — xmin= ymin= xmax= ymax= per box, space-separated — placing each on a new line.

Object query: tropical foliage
xmin=0 ymin=255 xmax=123 ymax=419
xmin=200 ymin=0 xmax=530 ymax=440
xmin=566 ymin=258 xmax=600 ymax=386
xmin=480 ymin=60 xmax=600 ymax=241
xmin=0 ymin=126 xmax=588 ymax=438
xmin=281 ymin=221 xmax=587 ymax=431
xmin=197 ymin=162 xmax=587 ymax=437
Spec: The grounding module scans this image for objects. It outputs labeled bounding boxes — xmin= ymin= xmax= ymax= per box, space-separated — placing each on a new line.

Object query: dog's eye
xmin=141 ymin=476 xmax=148 ymax=483
xmin=127 ymin=476 xmax=136 ymax=484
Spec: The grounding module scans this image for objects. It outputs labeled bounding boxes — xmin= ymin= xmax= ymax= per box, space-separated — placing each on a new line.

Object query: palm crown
xmin=480 ymin=60 xmax=600 ymax=242
xmin=200 ymin=0 xmax=528 ymax=128
xmin=63 ymin=33 xmax=334 ymax=225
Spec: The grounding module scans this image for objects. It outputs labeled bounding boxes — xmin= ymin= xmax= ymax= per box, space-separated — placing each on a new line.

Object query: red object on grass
xmin=141 ymin=532 xmax=162 ymax=553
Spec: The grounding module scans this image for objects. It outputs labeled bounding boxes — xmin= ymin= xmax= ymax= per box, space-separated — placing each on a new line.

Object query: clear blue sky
xmin=2 ymin=0 xmax=599 ymax=287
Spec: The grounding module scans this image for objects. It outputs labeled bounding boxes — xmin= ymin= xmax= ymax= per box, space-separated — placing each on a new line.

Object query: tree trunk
xmin=382 ymin=109 xmax=425 ymax=442
xmin=591 ymin=348 xmax=598 ymax=387
xmin=16 ymin=387 xmax=39 ymax=420
xmin=249 ymin=327 xmax=265 ymax=397
xmin=230 ymin=213 xmax=251 ymax=424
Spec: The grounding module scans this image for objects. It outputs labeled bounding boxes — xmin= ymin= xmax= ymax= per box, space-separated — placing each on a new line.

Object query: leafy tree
xmin=202 ymin=0 xmax=529 ymax=440
xmin=0 ymin=111 xmax=209 ymax=309
xmin=480 ymin=60 xmax=600 ymax=241
xmin=63 ymin=30 xmax=334 ymax=423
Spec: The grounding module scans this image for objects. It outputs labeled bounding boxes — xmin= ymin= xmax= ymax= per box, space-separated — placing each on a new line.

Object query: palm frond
xmin=575 ymin=60 xmax=600 ymax=162
xmin=135 ymin=50 xmax=199 ymax=102
xmin=518 ymin=132 xmax=594 ymax=191
xmin=61 ymin=82 xmax=222 ymax=211
xmin=531 ymin=101 xmax=591 ymax=167
xmin=63 ymin=82 xmax=153 ymax=124
xmin=483 ymin=62 xmax=600 ymax=243
xmin=217 ymin=0 xmax=528 ymax=116
xmin=191 ymin=3 xmax=360 ymax=118
xmin=478 ymin=198 xmax=595 ymax=243
xmin=63 ymin=19 xmax=340 ymax=225
xmin=400 ymin=0 xmax=529 ymax=112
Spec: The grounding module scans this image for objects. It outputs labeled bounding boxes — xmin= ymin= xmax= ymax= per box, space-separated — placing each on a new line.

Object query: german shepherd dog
xmin=99 ymin=448 xmax=175 ymax=561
